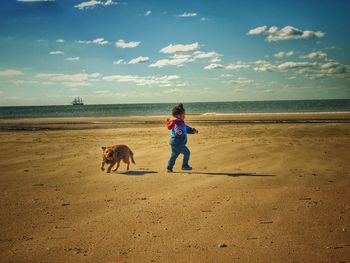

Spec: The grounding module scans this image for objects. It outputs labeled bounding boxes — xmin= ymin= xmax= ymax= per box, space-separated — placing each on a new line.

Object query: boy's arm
xmin=186 ymin=125 xmax=198 ymax=134
xmin=166 ymin=118 xmax=176 ymax=130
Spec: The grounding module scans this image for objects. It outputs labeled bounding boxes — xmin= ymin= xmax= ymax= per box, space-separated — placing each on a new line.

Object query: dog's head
xmin=101 ymin=146 xmax=114 ymax=161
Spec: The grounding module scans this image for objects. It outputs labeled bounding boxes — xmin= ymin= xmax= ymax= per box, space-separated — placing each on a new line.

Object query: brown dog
xmin=100 ymin=145 xmax=135 ymax=173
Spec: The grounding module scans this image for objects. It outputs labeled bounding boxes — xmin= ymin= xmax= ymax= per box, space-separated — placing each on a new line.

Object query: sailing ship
xmin=71 ymin=97 xmax=84 ymax=106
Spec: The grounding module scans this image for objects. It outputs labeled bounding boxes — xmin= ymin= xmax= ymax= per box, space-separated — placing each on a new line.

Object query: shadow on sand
xmin=173 ymin=171 xmax=275 ymax=177
xmin=118 ymin=170 xmax=158 ymax=176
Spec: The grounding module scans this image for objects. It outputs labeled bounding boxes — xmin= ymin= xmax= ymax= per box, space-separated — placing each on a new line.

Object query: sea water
xmin=0 ymin=99 xmax=349 ymax=118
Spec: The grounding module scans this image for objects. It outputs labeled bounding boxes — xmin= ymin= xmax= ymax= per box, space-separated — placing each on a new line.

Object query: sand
xmin=0 ymin=114 xmax=349 ymax=262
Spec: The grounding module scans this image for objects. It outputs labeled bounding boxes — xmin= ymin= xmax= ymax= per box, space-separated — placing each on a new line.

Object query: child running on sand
xmin=166 ymin=103 xmax=198 ymax=172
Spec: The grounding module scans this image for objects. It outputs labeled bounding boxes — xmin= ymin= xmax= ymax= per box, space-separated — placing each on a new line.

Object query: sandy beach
xmin=0 ymin=113 xmax=349 ymax=262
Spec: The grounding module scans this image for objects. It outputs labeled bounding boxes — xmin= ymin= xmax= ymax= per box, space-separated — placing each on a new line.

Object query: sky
xmin=0 ymin=0 xmax=350 ymax=106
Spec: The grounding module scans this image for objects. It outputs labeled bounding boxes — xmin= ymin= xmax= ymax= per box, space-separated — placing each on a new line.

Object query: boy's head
xmin=172 ymin=103 xmax=185 ymax=119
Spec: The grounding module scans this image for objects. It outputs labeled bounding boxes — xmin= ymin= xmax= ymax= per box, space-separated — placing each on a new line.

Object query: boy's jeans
xmin=167 ymin=144 xmax=190 ymax=169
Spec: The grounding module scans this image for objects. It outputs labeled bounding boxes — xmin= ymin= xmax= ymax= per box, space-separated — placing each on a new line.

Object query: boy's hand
xmin=194 ymin=128 xmax=199 ymax=134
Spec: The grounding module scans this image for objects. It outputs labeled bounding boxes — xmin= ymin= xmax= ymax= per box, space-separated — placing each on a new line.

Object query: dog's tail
xmin=130 ymin=150 xmax=136 ymax=164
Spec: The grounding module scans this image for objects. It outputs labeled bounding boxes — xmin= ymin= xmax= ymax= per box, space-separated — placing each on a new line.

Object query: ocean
xmin=0 ymin=99 xmax=349 ymax=118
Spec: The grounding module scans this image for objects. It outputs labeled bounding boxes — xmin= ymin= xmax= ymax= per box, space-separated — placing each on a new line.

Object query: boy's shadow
xmin=173 ymin=171 xmax=275 ymax=177
xmin=119 ymin=170 xmax=158 ymax=176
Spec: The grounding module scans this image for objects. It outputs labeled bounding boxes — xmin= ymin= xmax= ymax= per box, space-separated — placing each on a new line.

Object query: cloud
xmin=160 ymin=42 xmax=199 ymax=53
xmin=49 ymin=51 xmax=64 ymax=55
xmin=193 ymin=51 xmax=220 ymax=60
xmin=10 ymin=80 xmax=39 ymax=85
xmin=0 ymin=69 xmax=24 ymax=76
xmin=56 ymin=39 xmax=65 ymax=43
xmin=228 ymin=77 xmax=254 ymax=85
xmin=36 ymin=72 xmax=101 ymax=82
xmin=164 ymin=88 xmax=183 ymax=94
xmin=104 ymin=0 xmax=116 ymax=6
xmin=149 ymin=49 xmax=219 ymax=68
xmin=178 ymin=12 xmax=197 ymax=17
xmin=221 ymin=74 xmax=234 ymax=78
xmin=63 ymin=82 xmax=91 ymax=87
xmin=145 ymin=10 xmax=151 ymax=16
xmin=102 ymin=74 xmax=181 ymax=87
xmin=74 ymin=0 xmax=116 ymax=10
xmin=149 ymin=57 xmax=189 ymax=68
xmin=277 ymin=61 xmax=316 ymax=71
xmin=116 ymin=39 xmax=141 ymax=48
xmin=113 ymin=59 xmax=125 ymax=65
xmin=128 ymin=56 xmax=149 ymax=64
xmin=66 ymin=57 xmax=80 ymax=61
xmin=226 ymin=63 xmax=251 ymax=70
xmin=304 ymin=51 xmax=327 ymax=59
xmin=274 ymin=51 xmax=294 ymax=58
xmin=204 ymin=63 xmax=225 ymax=70
xmin=78 ymin=38 xmax=109 ymax=45
xmin=74 ymin=0 xmax=101 ymax=9
xmin=247 ymin=26 xmax=267 ymax=35
xmin=247 ymin=25 xmax=325 ymax=42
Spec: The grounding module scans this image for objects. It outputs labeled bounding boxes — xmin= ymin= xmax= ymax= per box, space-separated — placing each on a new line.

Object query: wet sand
xmin=0 ymin=114 xmax=349 ymax=262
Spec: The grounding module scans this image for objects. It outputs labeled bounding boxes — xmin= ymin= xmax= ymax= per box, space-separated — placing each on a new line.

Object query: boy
xmin=166 ymin=103 xmax=198 ymax=172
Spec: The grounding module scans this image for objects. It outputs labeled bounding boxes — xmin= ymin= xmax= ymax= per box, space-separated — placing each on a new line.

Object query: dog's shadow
xmin=173 ymin=171 xmax=275 ymax=177
xmin=118 ymin=170 xmax=158 ymax=176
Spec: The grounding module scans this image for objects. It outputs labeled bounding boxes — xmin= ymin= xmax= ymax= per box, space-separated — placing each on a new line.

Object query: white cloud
xmin=49 ymin=50 xmax=64 ymax=55
xmin=178 ymin=12 xmax=197 ymax=17
xmin=145 ymin=10 xmax=151 ymax=16
xmin=128 ymin=56 xmax=149 ymax=64
xmin=102 ymin=74 xmax=181 ymax=87
xmin=164 ymin=88 xmax=182 ymax=94
xmin=78 ymin=38 xmax=109 ymax=45
xmin=247 ymin=25 xmax=267 ymax=35
xmin=204 ymin=63 xmax=225 ymax=70
xmin=113 ymin=59 xmax=125 ymax=65
xmin=221 ymin=74 xmax=234 ymax=78
xmin=36 ymin=72 xmax=101 ymax=82
xmin=305 ymin=51 xmax=327 ymax=59
xmin=0 ymin=69 xmax=24 ymax=76
xmin=247 ymin=25 xmax=325 ymax=42
xmin=74 ymin=0 xmax=116 ymax=10
xmin=11 ymin=80 xmax=39 ymax=85
xmin=66 ymin=57 xmax=80 ymax=61
xmin=74 ymin=0 xmax=101 ymax=9
xmin=226 ymin=63 xmax=251 ymax=70
xmin=149 ymin=57 xmax=189 ymax=68
xmin=274 ymin=51 xmax=294 ymax=58
xmin=193 ymin=51 xmax=220 ymax=60
xmin=63 ymin=82 xmax=91 ymax=87
xmin=56 ymin=39 xmax=65 ymax=43
xmin=104 ymin=0 xmax=116 ymax=6
xmin=160 ymin=42 xmax=199 ymax=53
xmin=277 ymin=61 xmax=316 ymax=71
xmin=229 ymin=77 xmax=254 ymax=85
xmin=116 ymin=39 xmax=141 ymax=48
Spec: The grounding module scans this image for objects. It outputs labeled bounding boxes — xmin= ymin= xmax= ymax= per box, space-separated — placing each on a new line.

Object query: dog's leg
xmin=112 ymin=160 xmax=121 ymax=172
xmin=107 ymin=161 xmax=116 ymax=173
xmin=126 ymin=159 xmax=130 ymax=170
xmin=100 ymin=161 xmax=105 ymax=171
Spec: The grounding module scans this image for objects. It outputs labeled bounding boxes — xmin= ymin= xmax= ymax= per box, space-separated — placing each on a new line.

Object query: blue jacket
xmin=166 ymin=119 xmax=196 ymax=145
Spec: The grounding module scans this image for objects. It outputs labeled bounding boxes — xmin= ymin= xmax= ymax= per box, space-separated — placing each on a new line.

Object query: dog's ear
xmin=101 ymin=146 xmax=106 ymax=150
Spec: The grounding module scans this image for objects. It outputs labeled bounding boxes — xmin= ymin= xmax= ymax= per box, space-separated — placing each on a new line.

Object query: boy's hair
xmin=172 ymin=103 xmax=185 ymax=117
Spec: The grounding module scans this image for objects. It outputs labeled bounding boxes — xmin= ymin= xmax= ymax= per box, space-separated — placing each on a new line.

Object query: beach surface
xmin=0 ymin=113 xmax=349 ymax=262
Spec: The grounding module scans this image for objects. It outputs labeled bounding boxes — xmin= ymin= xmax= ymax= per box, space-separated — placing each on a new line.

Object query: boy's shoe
xmin=182 ymin=165 xmax=192 ymax=171
xmin=167 ymin=167 xmax=173 ymax=173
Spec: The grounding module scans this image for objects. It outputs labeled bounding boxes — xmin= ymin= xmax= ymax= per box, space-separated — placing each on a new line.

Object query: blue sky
xmin=0 ymin=0 xmax=349 ymax=106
